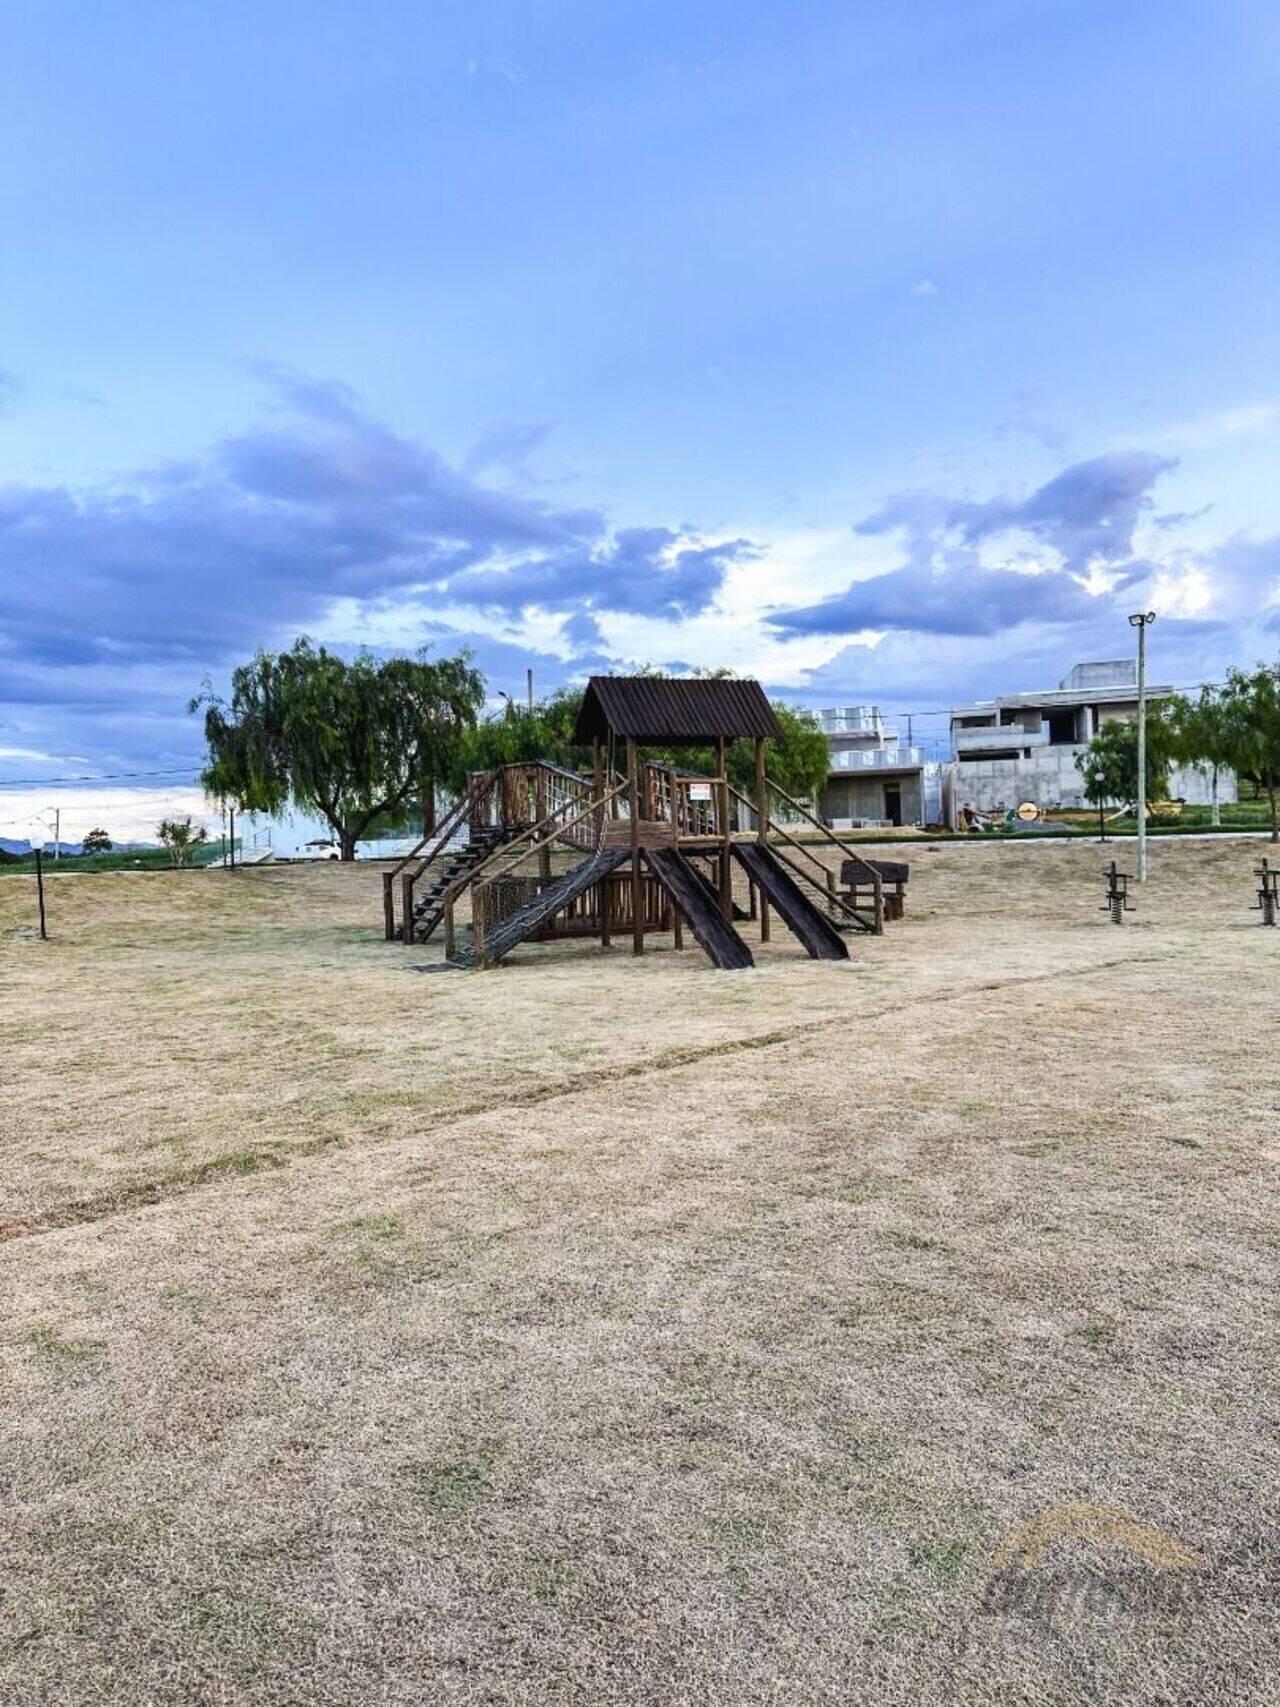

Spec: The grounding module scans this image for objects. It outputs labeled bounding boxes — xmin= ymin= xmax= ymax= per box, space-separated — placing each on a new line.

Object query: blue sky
xmin=2 ymin=0 xmax=1279 ymax=825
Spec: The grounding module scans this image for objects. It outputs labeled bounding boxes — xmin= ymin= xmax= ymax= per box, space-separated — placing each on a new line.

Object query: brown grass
xmin=1 ymin=839 xmax=1277 ymax=1704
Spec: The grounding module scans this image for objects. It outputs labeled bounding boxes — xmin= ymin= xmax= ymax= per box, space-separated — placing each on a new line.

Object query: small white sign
xmin=688 ymin=783 xmax=712 ymax=801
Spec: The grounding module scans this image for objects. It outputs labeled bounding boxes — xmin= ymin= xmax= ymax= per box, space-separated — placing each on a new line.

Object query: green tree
xmin=724 ymin=702 xmax=829 ymax=805
xmin=448 ymin=685 xmax=585 ymax=789
xmin=1168 ymin=685 xmax=1235 ymax=827
xmin=157 ymin=815 xmax=209 ymax=867
xmin=1077 ymin=711 xmax=1176 ymax=812
xmin=1217 ymin=661 xmax=1280 ymax=842
xmin=82 ymin=827 xmax=113 ymax=853
xmin=194 ymin=639 xmax=485 ymax=860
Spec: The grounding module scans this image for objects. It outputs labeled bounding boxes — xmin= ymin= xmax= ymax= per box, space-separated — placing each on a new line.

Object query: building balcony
xmin=827 ymin=746 xmax=923 ymax=772
xmin=952 ymin=724 xmax=1048 ymax=754
xmin=819 ymin=706 xmax=885 ymax=736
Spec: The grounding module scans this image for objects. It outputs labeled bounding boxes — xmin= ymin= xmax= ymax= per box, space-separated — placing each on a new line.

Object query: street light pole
xmin=1128 ymin=610 xmax=1156 ymax=882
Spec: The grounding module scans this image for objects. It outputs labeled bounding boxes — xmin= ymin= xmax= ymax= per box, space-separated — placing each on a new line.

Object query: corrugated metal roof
xmin=573 ymin=676 xmax=784 ymax=744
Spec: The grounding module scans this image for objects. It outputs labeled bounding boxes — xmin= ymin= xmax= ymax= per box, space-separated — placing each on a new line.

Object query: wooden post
xmin=383 ymin=871 xmax=396 ymax=940
xmin=400 ymin=872 xmax=415 ymax=944
xmin=716 ymin=736 xmax=732 ymax=920
xmin=628 ymin=737 xmax=643 ymax=955
xmin=35 ymin=848 xmax=47 ymax=940
xmin=444 ymin=895 xmax=456 ymax=961
xmin=755 ymin=736 xmax=770 ymax=942
xmin=473 ymin=883 xmax=487 ymax=968
xmin=536 ymin=764 xmax=551 ymax=882
xmin=594 ymin=737 xmax=611 ymax=950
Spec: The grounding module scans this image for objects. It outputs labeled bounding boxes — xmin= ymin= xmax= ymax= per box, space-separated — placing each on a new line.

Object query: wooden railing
xmin=642 ymin=760 xmax=728 ymax=839
xmin=461 ymin=761 xmax=598 ymax=836
xmin=386 ymin=761 xmax=602 ymax=943
xmin=477 ymin=778 xmax=628 ymax=892
xmin=730 ymin=777 xmax=883 ymax=934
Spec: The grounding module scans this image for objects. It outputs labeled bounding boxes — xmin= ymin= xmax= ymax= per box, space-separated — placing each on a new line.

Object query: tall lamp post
xmin=1128 ymin=610 xmax=1156 ymax=881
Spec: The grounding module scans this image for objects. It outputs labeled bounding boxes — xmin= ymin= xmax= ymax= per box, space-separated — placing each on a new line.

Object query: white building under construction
xmin=949 ymin=659 xmax=1232 ymax=814
xmin=817 ymin=706 xmax=944 ymax=828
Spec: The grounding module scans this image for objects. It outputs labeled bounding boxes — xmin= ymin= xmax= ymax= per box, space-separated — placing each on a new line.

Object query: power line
xmin=819 ymin=676 xmax=1234 ymax=721
xmin=0 ymin=764 xmax=204 ymax=789
xmin=0 ymin=676 xmax=1240 ymax=792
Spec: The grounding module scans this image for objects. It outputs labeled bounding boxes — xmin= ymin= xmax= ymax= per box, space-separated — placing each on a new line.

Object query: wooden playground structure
xmin=382 ymin=677 xmax=909 ymax=970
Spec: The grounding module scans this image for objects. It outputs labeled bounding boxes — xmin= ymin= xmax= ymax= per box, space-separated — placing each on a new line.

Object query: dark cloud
xmin=0 ymin=368 xmax=748 ymax=774
xmin=440 ymin=526 xmax=754 ymax=623
xmin=770 ymin=452 xmax=1178 ymax=639
xmin=773 ymin=558 xmax=1111 ymax=638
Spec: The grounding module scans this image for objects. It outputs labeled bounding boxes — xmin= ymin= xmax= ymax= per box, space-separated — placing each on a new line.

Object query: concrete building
xmin=949 ymin=660 xmax=1233 ymax=814
xmin=817 ymin=706 xmax=944 ymax=828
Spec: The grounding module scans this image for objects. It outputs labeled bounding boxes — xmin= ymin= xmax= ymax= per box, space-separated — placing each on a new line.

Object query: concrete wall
xmin=951 ymin=750 xmax=1236 ymax=813
xmin=821 ymin=772 xmax=924 ymax=826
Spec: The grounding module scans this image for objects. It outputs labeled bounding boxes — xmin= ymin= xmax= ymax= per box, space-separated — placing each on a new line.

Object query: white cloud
xmin=0 ymin=746 xmax=61 ymax=763
xmin=0 ymin=787 xmax=217 ymax=845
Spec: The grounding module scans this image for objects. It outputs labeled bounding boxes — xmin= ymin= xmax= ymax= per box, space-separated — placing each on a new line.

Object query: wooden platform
xmin=599 ymin=822 xmax=725 ymax=852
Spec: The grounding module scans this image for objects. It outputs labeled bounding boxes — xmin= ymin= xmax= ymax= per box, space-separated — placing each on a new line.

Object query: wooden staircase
xmin=408 ymin=824 xmax=513 ymax=944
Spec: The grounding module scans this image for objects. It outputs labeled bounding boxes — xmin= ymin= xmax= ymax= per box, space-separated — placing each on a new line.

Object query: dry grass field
xmin=2 ymin=838 xmax=1277 ymax=1705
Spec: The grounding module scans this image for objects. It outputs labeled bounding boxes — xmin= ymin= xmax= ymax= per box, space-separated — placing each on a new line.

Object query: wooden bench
xmin=841 ymin=857 xmax=910 ymax=922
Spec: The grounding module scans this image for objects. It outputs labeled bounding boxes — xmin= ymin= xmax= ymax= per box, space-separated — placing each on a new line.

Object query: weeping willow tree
xmin=193 ymin=639 xmax=485 ymax=859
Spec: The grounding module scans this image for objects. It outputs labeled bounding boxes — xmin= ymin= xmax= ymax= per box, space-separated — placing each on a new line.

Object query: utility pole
xmin=526 ymin=668 xmax=534 ymax=713
xmin=53 ymin=806 xmax=60 ymax=860
xmin=1128 ymin=610 xmax=1156 ymax=882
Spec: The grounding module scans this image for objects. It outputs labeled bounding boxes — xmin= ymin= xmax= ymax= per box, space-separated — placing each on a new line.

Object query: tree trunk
xmin=339 ymin=830 xmax=358 ymax=861
xmin=422 ymin=779 xmax=436 ymax=838
xmin=1269 ymin=782 xmax=1278 ymax=844
xmin=1211 ymin=765 xmax=1220 ymax=828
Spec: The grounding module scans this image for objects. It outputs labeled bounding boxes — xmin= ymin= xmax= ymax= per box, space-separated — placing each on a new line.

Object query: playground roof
xmin=573 ymin=676 xmax=784 ymax=745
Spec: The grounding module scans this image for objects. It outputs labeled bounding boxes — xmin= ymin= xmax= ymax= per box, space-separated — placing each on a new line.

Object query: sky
xmin=2 ymin=0 xmax=1279 ymax=841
